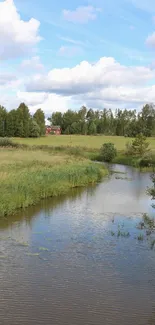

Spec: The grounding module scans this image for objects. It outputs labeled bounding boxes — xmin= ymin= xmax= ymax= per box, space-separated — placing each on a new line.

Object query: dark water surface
xmin=0 ymin=165 xmax=155 ymax=325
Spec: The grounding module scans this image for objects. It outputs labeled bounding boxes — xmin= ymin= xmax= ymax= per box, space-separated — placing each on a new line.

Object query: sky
xmin=1 ymin=0 xmax=155 ymax=116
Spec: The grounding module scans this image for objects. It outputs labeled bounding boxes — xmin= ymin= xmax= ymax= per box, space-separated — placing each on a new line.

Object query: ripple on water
xmin=0 ymin=165 xmax=155 ymax=325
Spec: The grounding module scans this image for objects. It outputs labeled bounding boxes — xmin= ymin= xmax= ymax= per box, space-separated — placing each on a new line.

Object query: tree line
xmin=49 ymin=104 xmax=155 ymax=137
xmin=1 ymin=102 xmax=155 ymax=138
xmin=0 ymin=103 xmax=45 ymax=137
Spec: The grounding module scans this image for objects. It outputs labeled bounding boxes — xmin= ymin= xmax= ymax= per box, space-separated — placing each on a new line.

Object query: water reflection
xmin=0 ymin=164 xmax=155 ymax=325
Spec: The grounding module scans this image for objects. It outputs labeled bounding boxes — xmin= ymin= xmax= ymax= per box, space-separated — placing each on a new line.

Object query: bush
xmin=100 ymin=143 xmax=117 ymax=162
xmin=138 ymin=155 xmax=153 ymax=168
xmin=0 ymin=137 xmax=15 ymax=147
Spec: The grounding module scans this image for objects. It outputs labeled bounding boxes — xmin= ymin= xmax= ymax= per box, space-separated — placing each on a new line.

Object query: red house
xmin=46 ymin=125 xmax=61 ymax=135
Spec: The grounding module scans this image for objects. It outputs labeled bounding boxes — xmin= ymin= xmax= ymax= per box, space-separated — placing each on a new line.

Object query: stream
xmin=0 ymin=164 xmax=155 ymax=325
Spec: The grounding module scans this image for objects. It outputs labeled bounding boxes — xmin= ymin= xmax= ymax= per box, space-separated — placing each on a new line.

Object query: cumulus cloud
xmin=24 ymin=56 xmax=155 ymax=111
xmin=0 ymin=0 xmax=41 ymax=59
xmin=146 ymin=32 xmax=155 ymax=48
xmin=17 ymin=92 xmax=72 ymax=115
xmin=17 ymin=91 xmax=48 ymax=106
xmin=27 ymin=57 xmax=154 ymax=95
xmin=63 ymin=6 xmax=101 ymax=24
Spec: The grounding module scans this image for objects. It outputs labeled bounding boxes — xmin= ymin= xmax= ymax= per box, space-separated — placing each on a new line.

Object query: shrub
xmin=0 ymin=137 xmax=15 ymax=147
xmin=100 ymin=143 xmax=117 ymax=162
xmin=138 ymin=155 xmax=152 ymax=168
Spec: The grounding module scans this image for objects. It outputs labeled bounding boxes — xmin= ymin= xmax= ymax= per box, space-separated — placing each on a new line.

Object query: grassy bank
xmin=0 ymin=148 xmax=107 ymax=218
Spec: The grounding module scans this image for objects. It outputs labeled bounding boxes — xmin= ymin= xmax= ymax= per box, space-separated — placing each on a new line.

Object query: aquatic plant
xmin=150 ymin=240 xmax=155 ymax=250
xmin=143 ymin=213 xmax=155 ymax=229
xmin=137 ymin=234 xmax=144 ymax=241
xmin=39 ymin=247 xmax=49 ymax=251
xmin=117 ymin=230 xmax=130 ymax=238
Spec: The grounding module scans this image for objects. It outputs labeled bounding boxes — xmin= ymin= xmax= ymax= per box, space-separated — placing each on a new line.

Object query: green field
xmin=13 ymin=135 xmax=155 ymax=151
xmin=0 ymin=148 xmax=106 ymax=217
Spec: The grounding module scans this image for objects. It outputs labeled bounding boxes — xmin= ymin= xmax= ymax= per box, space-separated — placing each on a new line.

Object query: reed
xmin=0 ymin=149 xmax=107 ymax=217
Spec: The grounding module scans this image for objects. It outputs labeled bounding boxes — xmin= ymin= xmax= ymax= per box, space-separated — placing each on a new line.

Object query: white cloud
xmin=17 ymin=92 xmax=72 ymax=116
xmin=146 ymin=32 xmax=155 ymax=48
xmin=24 ymin=56 xmax=155 ymax=111
xmin=21 ymin=56 xmax=44 ymax=71
xmin=3 ymin=56 xmax=155 ymax=113
xmin=0 ymin=73 xmax=17 ymax=86
xmin=0 ymin=0 xmax=41 ymax=59
xmin=63 ymin=6 xmax=101 ymax=24
xmin=27 ymin=57 xmax=154 ymax=95
xmin=17 ymin=91 xmax=48 ymax=106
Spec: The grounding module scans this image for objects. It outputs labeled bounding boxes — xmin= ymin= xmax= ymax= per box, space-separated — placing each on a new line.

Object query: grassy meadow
xmin=12 ymin=135 xmax=155 ymax=152
xmin=0 ymin=148 xmax=107 ymax=218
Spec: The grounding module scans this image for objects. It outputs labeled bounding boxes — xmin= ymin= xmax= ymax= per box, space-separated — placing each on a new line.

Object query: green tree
xmin=88 ymin=121 xmax=96 ymax=135
xmin=6 ymin=110 xmax=17 ymax=137
xmin=78 ymin=106 xmax=87 ymax=121
xmin=62 ymin=110 xmax=78 ymax=133
xmin=137 ymin=104 xmax=155 ymax=137
xmin=29 ymin=119 xmax=40 ymax=137
xmin=33 ymin=108 xmax=45 ymax=136
xmin=86 ymin=108 xmax=95 ymax=121
xmin=81 ymin=122 xmax=88 ymax=135
xmin=50 ymin=112 xmax=63 ymax=127
xmin=0 ymin=106 xmax=7 ymax=137
xmin=15 ymin=103 xmax=30 ymax=137
xmin=126 ymin=134 xmax=150 ymax=156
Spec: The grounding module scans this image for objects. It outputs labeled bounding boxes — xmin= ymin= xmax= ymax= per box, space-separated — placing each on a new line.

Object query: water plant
xmin=143 ymin=213 xmax=155 ymax=229
xmin=150 ymin=240 xmax=155 ymax=250
xmin=117 ymin=230 xmax=130 ymax=238
xmin=39 ymin=247 xmax=49 ymax=251
xmin=137 ymin=234 xmax=144 ymax=241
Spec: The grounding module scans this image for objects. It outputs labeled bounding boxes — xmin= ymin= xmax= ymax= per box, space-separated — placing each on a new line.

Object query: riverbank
xmin=0 ymin=148 xmax=107 ymax=218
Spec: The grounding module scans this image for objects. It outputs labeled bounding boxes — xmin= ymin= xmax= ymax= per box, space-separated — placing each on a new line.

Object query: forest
xmin=0 ymin=103 xmax=45 ymax=138
xmin=50 ymin=104 xmax=155 ymax=137
xmin=0 ymin=103 xmax=155 ymax=138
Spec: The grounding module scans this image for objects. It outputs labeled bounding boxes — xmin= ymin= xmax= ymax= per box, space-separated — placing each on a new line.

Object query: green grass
xmin=0 ymin=148 xmax=107 ymax=218
xmin=11 ymin=136 xmax=155 ymax=170
xmin=12 ymin=135 xmax=155 ymax=151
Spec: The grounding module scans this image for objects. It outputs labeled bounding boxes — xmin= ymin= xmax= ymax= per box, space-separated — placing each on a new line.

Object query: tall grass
xmin=0 ymin=149 xmax=107 ymax=217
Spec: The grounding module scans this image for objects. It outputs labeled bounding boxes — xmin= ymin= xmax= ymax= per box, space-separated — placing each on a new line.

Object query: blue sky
xmin=15 ymin=0 xmax=155 ymax=66
xmin=1 ymin=0 xmax=155 ymax=115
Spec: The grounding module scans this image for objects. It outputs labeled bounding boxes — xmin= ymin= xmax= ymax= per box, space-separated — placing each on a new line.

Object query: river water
xmin=0 ymin=165 xmax=155 ymax=325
